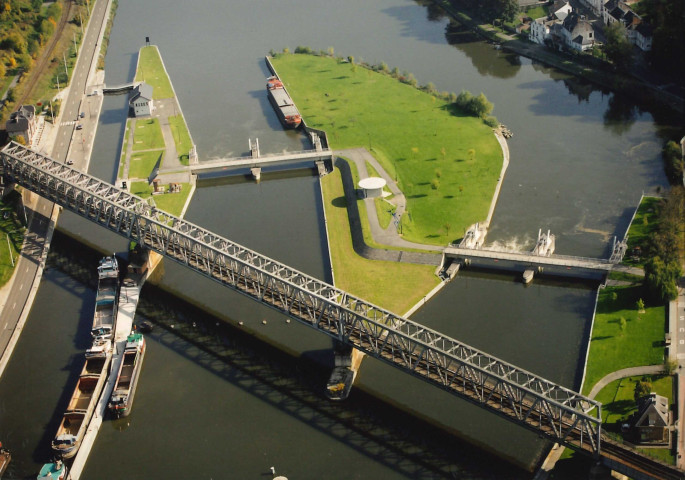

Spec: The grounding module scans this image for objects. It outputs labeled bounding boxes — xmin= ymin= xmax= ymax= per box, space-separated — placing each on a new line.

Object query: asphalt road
xmin=0 ymin=0 xmax=110 ymax=370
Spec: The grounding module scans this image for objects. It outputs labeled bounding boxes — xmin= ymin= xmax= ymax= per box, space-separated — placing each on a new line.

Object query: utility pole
xmin=73 ymin=33 xmax=78 ymax=56
xmin=63 ymin=52 xmax=68 ymax=81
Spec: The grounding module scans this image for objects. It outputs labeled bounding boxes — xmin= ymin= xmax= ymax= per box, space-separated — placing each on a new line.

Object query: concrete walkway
xmin=586 ymin=365 xmax=665 ymax=400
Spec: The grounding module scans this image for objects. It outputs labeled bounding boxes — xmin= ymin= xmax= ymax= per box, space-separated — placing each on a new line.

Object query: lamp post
xmin=6 ymin=233 xmax=14 ymax=267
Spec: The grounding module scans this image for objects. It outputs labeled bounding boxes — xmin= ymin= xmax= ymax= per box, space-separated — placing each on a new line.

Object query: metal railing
xmin=2 ymin=142 xmax=604 ymax=455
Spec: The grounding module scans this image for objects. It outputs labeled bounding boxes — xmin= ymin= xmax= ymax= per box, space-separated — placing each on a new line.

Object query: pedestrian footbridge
xmin=1 ymin=142 xmax=680 ymax=480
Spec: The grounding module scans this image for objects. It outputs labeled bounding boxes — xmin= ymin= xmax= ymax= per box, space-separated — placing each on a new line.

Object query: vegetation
xmin=662 ymin=140 xmax=684 ymax=185
xmin=602 ymin=22 xmax=633 ymax=72
xmin=445 ymin=0 xmax=519 ymax=23
xmin=454 ymin=90 xmax=495 ymax=120
xmin=633 ymin=0 xmax=685 ymax=82
xmin=128 ymin=150 xmax=163 ymax=179
xmin=271 ymin=53 xmax=503 ymax=246
xmin=130 ymin=181 xmax=191 ymax=217
xmin=168 ymin=114 xmax=193 ymax=165
xmin=624 ymin=196 xmax=661 ymax=267
xmin=582 ymin=285 xmax=665 ymax=395
xmin=321 ymin=166 xmax=439 ymax=313
xmin=131 ymin=118 xmax=165 ymax=151
xmin=135 ymin=45 xmax=174 ymax=100
xmin=0 ymin=190 xmax=26 ymax=287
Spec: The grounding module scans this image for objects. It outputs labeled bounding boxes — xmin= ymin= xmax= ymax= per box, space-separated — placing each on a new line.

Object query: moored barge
xmin=266 ymin=76 xmax=302 ymax=129
xmin=108 ymin=332 xmax=146 ymax=418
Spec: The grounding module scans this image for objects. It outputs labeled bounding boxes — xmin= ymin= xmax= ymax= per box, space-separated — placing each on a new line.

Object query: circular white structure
xmin=358 ymin=177 xmax=386 ymax=198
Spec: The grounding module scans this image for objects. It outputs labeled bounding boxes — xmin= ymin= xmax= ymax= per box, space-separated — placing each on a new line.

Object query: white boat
xmin=108 ymin=333 xmax=146 ymax=418
xmin=85 ymin=336 xmax=112 ymax=359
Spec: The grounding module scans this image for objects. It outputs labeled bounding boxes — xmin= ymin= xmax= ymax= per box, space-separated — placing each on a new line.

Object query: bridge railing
xmin=1 ymin=142 xmax=604 ymax=455
xmin=445 ymin=245 xmax=616 ymax=267
xmin=197 ymin=148 xmax=333 ymax=167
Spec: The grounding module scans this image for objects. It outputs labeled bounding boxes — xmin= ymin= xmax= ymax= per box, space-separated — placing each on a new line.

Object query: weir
xmin=1 ymin=142 xmax=680 ymax=480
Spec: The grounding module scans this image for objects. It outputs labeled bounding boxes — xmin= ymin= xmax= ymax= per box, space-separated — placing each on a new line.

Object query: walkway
xmin=587 ymin=365 xmax=665 ymax=400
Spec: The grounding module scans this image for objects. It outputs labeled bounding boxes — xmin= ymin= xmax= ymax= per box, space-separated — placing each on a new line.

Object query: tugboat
xmin=266 ymin=76 xmax=302 ymax=129
xmin=108 ymin=332 xmax=146 ymax=418
xmin=37 ymin=459 xmax=67 ymax=480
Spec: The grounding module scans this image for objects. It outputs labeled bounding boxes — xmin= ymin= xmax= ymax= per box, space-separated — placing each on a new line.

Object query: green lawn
xmin=135 ymin=45 xmax=175 ymax=100
xmin=624 ymin=196 xmax=661 ymax=267
xmin=272 ymin=53 xmax=502 ymax=246
xmin=168 ymin=114 xmax=193 ymax=165
xmin=322 ymin=166 xmax=439 ymax=314
xmin=0 ymin=191 xmax=26 ymax=287
xmin=128 ymin=150 xmax=164 ymax=179
xmin=582 ymin=285 xmax=666 ymax=395
xmin=130 ymin=181 xmax=191 ymax=217
xmin=132 ymin=118 xmax=165 ymax=151
xmin=522 ymin=5 xmax=548 ymax=20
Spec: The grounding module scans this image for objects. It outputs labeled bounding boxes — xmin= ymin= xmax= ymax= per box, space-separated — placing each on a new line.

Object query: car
xmin=76 ymin=124 xmax=83 ymax=130
xmin=66 ymin=160 xmax=74 ymax=165
xmin=79 ymin=112 xmax=85 ymax=118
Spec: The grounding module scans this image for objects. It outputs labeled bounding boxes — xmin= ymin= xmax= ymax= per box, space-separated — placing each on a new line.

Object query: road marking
xmin=18 ymin=283 xmax=22 ymax=291
xmin=12 ymin=302 xmax=15 ymax=310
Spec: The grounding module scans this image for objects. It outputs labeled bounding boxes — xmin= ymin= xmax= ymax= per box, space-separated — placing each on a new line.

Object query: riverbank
xmin=432 ymin=1 xmax=684 ymax=116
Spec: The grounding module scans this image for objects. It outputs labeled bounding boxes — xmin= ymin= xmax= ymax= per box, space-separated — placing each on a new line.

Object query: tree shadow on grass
xmin=331 ymin=196 xmax=347 ymax=208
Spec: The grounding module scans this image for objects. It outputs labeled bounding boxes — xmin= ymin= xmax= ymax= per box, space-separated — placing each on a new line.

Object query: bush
xmin=430 ymin=178 xmax=440 ymax=190
xmin=484 ymin=115 xmax=499 ymax=127
xmin=294 ymin=45 xmax=312 ymax=54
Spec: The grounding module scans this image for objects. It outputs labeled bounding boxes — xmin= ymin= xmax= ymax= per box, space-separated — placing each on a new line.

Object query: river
xmin=1 ymin=0 xmax=680 ymax=477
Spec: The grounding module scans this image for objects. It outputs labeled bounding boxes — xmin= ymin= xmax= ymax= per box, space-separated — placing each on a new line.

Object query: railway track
xmin=12 ymin=0 xmax=74 ymax=110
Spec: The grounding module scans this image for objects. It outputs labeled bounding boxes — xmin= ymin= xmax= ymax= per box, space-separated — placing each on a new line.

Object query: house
xmin=602 ymin=0 xmax=653 ymax=51
xmin=5 ymin=105 xmax=36 ymax=143
xmin=529 ymin=0 xmax=571 ymax=46
xmin=560 ymin=12 xmax=595 ymax=51
xmin=129 ymin=82 xmax=153 ymax=117
xmin=632 ymin=392 xmax=670 ymax=445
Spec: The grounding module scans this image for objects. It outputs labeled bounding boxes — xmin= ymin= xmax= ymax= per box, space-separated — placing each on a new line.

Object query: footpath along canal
xmin=1 ymin=0 xmax=680 ymax=478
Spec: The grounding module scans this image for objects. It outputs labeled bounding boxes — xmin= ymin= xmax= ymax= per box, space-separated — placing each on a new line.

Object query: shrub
xmin=484 ymin=115 xmax=499 ymax=127
xmin=430 ymin=179 xmax=440 ymax=190
xmin=294 ymin=45 xmax=312 ymax=54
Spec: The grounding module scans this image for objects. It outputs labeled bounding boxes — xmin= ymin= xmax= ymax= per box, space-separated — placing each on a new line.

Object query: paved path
xmin=587 ymin=365 xmax=665 ymax=400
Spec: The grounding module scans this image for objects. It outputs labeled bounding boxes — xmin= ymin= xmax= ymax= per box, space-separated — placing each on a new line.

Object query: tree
xmin=440 ymin=147 xmax=446 ymax=162
xmin=619 ymin=316 xmax=627 ymax=333
xmin=469 ymin=93 xmax=494 ymax=118
xmin=644 ymin=256 xmax=681 ymax=303
xmin=662 ymin=141 xmax=684 ymax=185
xmin=664 ymin=358 xmax=677 ymax=375
xmin=444 ymin=223 xmax=451 ymax=240
xmin=0 ymin=62 xmax=5 ymax=79
xmin=14 ymin=135 xmax=26 ymax=145
xmin=467 ymin=149 xmax=476 ymax=162
xmin=603 ymin=22 xmax=633 ymax=71
xmin=634 ymin=379 xmax=652 ymax=400
xmin=327 ymin=46 xmax=334 ymax=57
xmin=636 ymin=298 xmax=645 ymax=312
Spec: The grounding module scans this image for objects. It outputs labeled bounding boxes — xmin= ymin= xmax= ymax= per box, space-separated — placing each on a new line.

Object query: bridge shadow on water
xmin=43 ymin=232 xmax=525 ymax=479
xmin=135 ymin=283 xmax=527 ymax=480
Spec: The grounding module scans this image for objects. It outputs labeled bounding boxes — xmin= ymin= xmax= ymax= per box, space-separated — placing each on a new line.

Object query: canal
xmin=1 ymin=0 xmax=680 ymax=477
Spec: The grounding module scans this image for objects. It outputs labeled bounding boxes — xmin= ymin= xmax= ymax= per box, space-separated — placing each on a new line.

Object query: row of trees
xmin=643 ymin=187 xmax=684 ymax=303
xmin=447 ymin=0 xmax=519 ymax=23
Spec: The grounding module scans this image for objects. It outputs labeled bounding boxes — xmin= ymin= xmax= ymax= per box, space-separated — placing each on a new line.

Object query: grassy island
xmin=271 ymin=53 xmax=503 ymax=245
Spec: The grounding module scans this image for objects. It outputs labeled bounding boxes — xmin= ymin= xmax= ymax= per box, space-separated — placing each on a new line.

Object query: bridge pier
xmin=250 ymin=167 xmax=261 ymax=181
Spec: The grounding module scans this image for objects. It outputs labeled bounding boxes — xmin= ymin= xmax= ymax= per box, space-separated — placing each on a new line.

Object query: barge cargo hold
xmin=92 ymin=256 xmax=119 ymax=339
xmin=266 ymin=76 xmax=302 ymax=129
xmin=108 ymin=333 xmax=146 ymax=418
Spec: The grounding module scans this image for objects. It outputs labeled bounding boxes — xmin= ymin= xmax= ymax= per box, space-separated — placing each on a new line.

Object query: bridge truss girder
xmin=1 ymin=142 xmax=602 ymax=455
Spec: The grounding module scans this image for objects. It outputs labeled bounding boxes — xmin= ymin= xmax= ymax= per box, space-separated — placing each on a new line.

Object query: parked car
xmin=76 ymin=124 xmax=83 ymax=130
xmin=66 ymin=159 xmax=74 ymax=165
xmin=79 ymin=112 xmax=85 ymax=118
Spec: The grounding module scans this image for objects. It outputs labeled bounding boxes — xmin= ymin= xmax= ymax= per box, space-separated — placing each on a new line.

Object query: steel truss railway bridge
xmin=1 ymin=143 xmax=680 ymax=480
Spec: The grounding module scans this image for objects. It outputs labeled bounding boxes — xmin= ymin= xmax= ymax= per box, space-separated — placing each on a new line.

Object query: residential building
xmin=5 ymin=105 xmax=36 ymax=143
xmin=560 ymin=12 xmax=595 ymax=51
xmin=632 ymin=392 xmax=670 ymax=445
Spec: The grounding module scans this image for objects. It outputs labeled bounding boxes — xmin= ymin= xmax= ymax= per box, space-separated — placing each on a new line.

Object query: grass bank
xmin=321 ymin=167 xmax=439 ymax=314
xmin=0 ymin=191 xmax=26 ymax=287
xmin=582 ymin=284 xmax=665 ymax=396
xmin=271 ymin=53 xmax=502 ymax=246
xmin=623 ymin=196 xmax=661 ymax=268
xmin=135 ymin=45 xmax=175 ymax=100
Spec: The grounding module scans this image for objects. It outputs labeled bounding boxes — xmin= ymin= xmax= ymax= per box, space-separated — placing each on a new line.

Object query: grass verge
xmin=582 ymin=285 xmax=665 ymax=396
xmin=128 ymin=150 xmax=164 ymax=179
xmin=135 ymin=45 xmax=175 ymax=99
xmin=132 ymin=118 xmax=165 ymax=151
xmin=321 ymin=166 xmax=439 ymax=314
xmin=168 ymin=114 xmax=192 ymax=165
xmin=0 ymin=191 xmax=27 ymax=287
xmin=130 ymin=181 xmax=191 ymax=217
xmin=271 ymin=53 xmax=502 ymax=246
